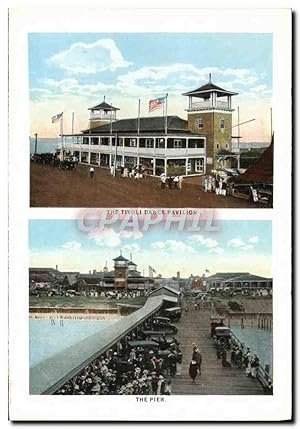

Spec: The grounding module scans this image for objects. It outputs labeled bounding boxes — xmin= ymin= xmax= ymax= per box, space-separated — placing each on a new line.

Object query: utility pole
xmin=114 ymin=131 xmax=118 ymax=177
xmin=71 ymin=112 xmax=75 ymax=144
xmin=237 ymin=106 xmax=240 ymax=169
xmin=270 ymin=107 xmax=273 ymax=139
xmin=34 ymin=133 xmax=38 ymax=154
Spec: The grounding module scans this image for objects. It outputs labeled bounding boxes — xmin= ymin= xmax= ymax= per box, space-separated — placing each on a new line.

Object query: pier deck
xmin=172 ymin=307 xmax=265 ymax=395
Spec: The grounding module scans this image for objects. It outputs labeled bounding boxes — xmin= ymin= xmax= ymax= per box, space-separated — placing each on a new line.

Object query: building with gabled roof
xmin=205 ymin=272 xmax=272 ymax=291
xmin=62 ymin=76 xmax=240 ymax=174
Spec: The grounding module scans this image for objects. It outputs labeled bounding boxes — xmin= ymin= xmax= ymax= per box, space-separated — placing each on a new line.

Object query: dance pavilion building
xmin=62 ymin=78 xmax=238 ymax=176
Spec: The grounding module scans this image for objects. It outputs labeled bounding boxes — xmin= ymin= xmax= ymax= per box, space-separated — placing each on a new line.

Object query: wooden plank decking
xmin=172 ymin=306 xmax=265 ymax=395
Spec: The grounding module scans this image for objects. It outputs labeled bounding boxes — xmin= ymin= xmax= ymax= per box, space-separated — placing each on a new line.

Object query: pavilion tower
xmin=113 ymin=253 xmax=128 ymax=290
xmin=183 ymin=75 xmax=238 ymax=170
xmin=88 ymin=97 xmax=120 ymax=130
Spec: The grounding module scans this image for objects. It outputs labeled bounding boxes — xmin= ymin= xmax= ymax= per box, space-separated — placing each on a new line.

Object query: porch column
xmin=98 ymin=153 xmax=101 ymax=166
xmin=185 ymin=157 xmax=188 ymax=175
xmin=87 ymin=152 xmax=91 ymax=164
xmin=152 ymin=158 xmax=156 ymax=176
xmin=164 ymin=158 xmax=167 ymax=175
xmin=79 ymin=151 xmax=82 ymax=162
xmin=189 ymin=96 xmax=192 ymax=110
xmin=228 ymin=95 xmax=232 ymax=109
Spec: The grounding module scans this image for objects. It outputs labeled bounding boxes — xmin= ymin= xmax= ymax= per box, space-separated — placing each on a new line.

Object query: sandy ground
xmin=30 ymin=162 xmax=265 ymax=208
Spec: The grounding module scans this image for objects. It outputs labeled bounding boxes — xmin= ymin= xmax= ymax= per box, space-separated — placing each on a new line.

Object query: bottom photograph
xmin=29 ymin=218 xmax=273 ymax=396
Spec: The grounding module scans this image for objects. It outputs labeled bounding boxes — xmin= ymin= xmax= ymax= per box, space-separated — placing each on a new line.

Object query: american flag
xmin=149 ymin=265 xmax=156 ymax=273
xmin=148 ymin=97 xmax=165 ymax=112
xmin=52 ymin=112 xmax=63 ymax=123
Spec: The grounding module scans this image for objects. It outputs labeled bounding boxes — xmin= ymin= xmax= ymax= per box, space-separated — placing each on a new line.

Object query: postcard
xmin=8 ymin=6 xmax=292 ymax=422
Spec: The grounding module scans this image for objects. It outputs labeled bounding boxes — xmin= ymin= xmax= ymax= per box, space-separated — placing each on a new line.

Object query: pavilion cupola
xmin=182 ymin=75 xmax=238 ymax=112
xmin=88 ymin=96 xmax=120 ymax=130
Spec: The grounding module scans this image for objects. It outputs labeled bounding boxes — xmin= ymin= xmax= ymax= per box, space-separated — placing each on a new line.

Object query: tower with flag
xmin=60 ymin=76 xmax=240 ymax=176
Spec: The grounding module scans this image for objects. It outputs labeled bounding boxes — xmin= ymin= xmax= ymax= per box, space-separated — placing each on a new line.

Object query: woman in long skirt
xmin=189 ymin=360 xmax=198 ymax=383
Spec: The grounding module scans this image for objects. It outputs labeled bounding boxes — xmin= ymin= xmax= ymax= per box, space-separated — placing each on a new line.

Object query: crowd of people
xmin=160 ymin=173 xmax=183 ymax=190
xmin=212 ymin=332 xmax=273 ymax=393
xmin=214 ymin=335 xmax=262 ymax=377
xmin=109 ymin=164 xmax=149 ymax=179
xmin=54 ymin=331 xmax=182 ymax=395
xmin=202 ymin=175 xmax=229 ymax=196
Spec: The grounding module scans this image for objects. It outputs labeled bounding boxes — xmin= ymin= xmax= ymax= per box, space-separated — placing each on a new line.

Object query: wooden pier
xmin=172 ymin=307 xmax=265 ymax=395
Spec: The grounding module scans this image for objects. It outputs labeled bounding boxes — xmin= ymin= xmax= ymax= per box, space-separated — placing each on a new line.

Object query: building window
xmin=91 ymin=137 xmax=99 ymax=145
xmin=195 ymin=117 xmax=203 ymax=129
xmin=83 ymin=137 xmax=89 ymax=145
xmin=145 ymin=138 xmax=154 ymax=148
xmin=188 ymin=138 xmax=205 ymax=149
xmin=156 ymin=138 xmax=165 ymax=149
xmin=220 ymin=118 xmax=225 ymax=130
xmin=225 ymin=143 xmax=229 ymax=149
xmin=216 ymin=143 xmax=220 ymax=150
xmin=174 ymin=139 xmax=182 ymax=149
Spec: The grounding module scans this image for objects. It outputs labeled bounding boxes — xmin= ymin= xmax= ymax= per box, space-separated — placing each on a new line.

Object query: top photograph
xmin=29 ymin=33 xmax=273 ymax=208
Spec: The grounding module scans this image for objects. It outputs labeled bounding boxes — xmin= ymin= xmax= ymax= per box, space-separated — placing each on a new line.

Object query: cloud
xmin=88 ymin=227 xmax=143 ymax=248
xmin=241 ymin=244 xmax=254 ymax=252
xmin=47 ymin=39 xmax=132 ymax=74
xmin=60 ymin=241 xmax=81 ymax=251
xmin=227 ymin=238 xmax=256 ymax=252
xmin=151 ymin=240 xmax=195 ymax=254
xmin=248 ymin=236 xmax=261 ymax=244
xmin=189 ymin=234 xmax=218 ymax=248
xmin=31 ymin=63 xmax=270 ymax=102
xmin=208 ymin=247 xmax=224 ymax=254
xmin=227 ymin=238 xmax=245 ymax=248
xmin=119 ymin=230 xmax=143 ymax=240
xmin=122 ymin=243 xmax=141 ymax=254
xmin=88 ymin=227 xmax=122 ymax=248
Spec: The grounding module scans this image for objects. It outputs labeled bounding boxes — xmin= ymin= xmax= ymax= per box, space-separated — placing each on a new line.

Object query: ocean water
xmin=29 ymin=319 xmax=115 ymax=367
xmin=29 ymin=137 xmax=61 ymax=154
xmin=231 ymin=326 xmax=273 ymax=374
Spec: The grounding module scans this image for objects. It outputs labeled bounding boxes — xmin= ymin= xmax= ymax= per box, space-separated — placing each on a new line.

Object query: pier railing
xmin=230 ymin=331 xmax=273 ymax=388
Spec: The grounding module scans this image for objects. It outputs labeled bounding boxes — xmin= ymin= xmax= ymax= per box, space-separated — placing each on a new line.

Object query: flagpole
xmin=110 ymin=102 xmax=113 ymax=135
xmin=60 ymin=112 xmax=64 ymax=159
xmin=137 ymin=98 xmax=141 ymax=134
xmin=114 ymin=131 xmax=118 ymax=177
xmin=71 ymin=112 xmax=74 ymax=144
xmin=164 ymin=93 xmax=168 ymax=135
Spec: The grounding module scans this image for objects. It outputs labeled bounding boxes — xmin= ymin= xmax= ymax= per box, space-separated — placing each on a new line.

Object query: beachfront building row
xmin=29 ymin=254 xmax=156 ymax=295
xmin=62 ymin=79 xmax=238 ymax=176
xmin=204 ymin=272 xmax=273 ymax=292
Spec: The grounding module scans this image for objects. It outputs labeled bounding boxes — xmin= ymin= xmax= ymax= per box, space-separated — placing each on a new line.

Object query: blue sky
xmin=29 ymin=219 xmax=272 ymax=277
xmin=29 ymin=33 xmax=273 ymax=141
